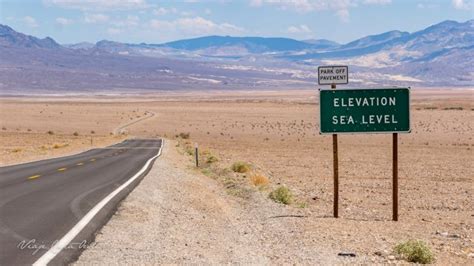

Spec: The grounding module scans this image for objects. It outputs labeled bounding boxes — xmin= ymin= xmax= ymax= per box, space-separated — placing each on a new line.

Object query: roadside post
xmin=331 ymin=83 xmax=339 ymax=218
xmin=318 ymin=65 xmax=409 ymax=221
xmin=393 ymin=133 xmax=398 ymax=221
xmin=195 ymin=143 xmax=199 ymax=167
xmin=318 ymin=66 xmax=348 ymax=218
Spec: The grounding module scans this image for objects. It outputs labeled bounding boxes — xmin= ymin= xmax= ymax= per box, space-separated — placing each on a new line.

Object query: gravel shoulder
xmin=75 ymin=140 xmax=344 ymax=265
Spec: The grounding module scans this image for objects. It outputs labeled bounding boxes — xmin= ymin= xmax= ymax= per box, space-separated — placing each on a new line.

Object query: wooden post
xmin=195 ymin=143 xmax=199 ymax=167
xmin=392 ymin=133 xmax=398 ymax=221
xmin=331 ymin=83 xmax=339 ymax=218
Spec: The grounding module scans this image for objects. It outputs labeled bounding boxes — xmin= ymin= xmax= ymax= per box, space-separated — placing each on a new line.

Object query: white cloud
xmin=336 ymin=9 xmax=350 ymax=23
xmin=149 ymin=17 xmax=244 ymax=36
xmin=55 ymin=17 xmax=73 ymax=25
xmin=249 ymin=0 xmax=262 ymax=7
xmin=112 ymin=15 xmax=140 ymax=27
xmin=249 ymin=0 xmax=351 ymax=13
xmin=84 ymin=13 xmax=109 ymax=24
xmin=153 ymin=7 xmax=178 ymax=16
xmin=23 ymin=16 xmax=39 ymax=28
xmin=153 ymin=7 xmax=193 ymax=17
xmin=44 ymin=0 xmax=149 ymax=11
xmin=249 ymin=0 xmax=392 ymax=22
xmin=452 ymin=0 xmax=472 ymax=10
xmin=180 ymin=11 xmax=194 ymax=16
xmin=287 ymin=24 xmax=312 ymax=34
xmin=417 ymin=2 xmax=439 ymax=9
xmin=363 ymin=0 xmax=391 ymax=4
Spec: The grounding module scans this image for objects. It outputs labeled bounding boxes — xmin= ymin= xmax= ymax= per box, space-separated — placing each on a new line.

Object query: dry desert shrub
xmin=443 ymin=107 xmax=463 ymax=110
xmin=269 ymin=186 xmax=292 ymax=205
xmin=184 ymin=146 xmax=194 ymax=156
xmin=394 ymin=240 xmax=434 ymax=264
xmin=178 ymin=132 xmax=190 ymax=139
xmin=206 ymin=155 xmax=219 ymax=164
xmin=250 ymin=174 xmax=269 ymax=186
xmin=11 ymin=148 xmax=22 ymax=153
xmin=231 ymin=161 xmax=251 ymax=173
xmin=47 ymin=130 xmax=54 ymax=135
xmin=73 ymin=132 xmax=79 ymax=136
xmin=53 ymin=143 xmax=69 ymax=149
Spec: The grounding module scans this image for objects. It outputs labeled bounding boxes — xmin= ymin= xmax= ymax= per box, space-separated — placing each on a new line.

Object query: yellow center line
xmin=89 ymin=158 xmax=96 ymax=162
xmin=76 ymin=162 xmax=84 ymax=166
xmin=27 ymin=175 xmax=41 ymax=180
xmin=57 ymin=168 xmax=67 ymax=171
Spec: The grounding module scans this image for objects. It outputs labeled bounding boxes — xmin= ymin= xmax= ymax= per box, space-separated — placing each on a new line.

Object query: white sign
xmin=318 ymin=66 xmax=348 ymax=85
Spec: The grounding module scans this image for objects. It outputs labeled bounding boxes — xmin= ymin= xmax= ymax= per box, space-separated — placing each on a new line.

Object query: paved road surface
xmin=0 ymin=139 xmax=162 ymax=265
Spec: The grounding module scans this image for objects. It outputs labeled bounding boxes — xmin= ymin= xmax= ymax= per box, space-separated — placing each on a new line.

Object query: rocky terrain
xmin=0 ymin=19 xmax=472 ymax=94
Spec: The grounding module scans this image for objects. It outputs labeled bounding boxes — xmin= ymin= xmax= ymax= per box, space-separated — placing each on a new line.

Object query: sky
xmin=0 ymin=0 xmax=472 ymax=45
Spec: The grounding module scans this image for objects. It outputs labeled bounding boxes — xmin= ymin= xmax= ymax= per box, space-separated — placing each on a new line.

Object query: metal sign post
xmin=318 ymin=66 xmax=409 ymax=221
xmin=195 ymin=143 xmax=199 ymax=167
xmin=331 ymin=83 xmax=339 ymax=218
xmin=318 ymin=66 xmax=347 ymax=219
xmin=393 ymin=133 xmax=398 ymax=221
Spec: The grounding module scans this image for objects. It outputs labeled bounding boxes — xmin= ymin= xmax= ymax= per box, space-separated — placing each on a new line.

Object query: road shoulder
xmin=75 ymin=139 xmax=340 ymax=264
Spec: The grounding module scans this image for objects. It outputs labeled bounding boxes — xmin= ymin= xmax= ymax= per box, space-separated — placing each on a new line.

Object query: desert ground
xmin=0 ymin=88 xmax=473 ymax=264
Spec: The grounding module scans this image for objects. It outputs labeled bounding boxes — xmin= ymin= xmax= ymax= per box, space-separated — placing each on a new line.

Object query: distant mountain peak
xmin=160 ymin=35 xmax=316 ymax=53
xmin=340 ymin=30 xmax=410 ymax=50
xmin=0 ymin=24 xmax=15 ymax=34
xmin=301 ymin=38 xmax=339 ymax=48
xmin=0 ymin=24 xmax=60 ymax=49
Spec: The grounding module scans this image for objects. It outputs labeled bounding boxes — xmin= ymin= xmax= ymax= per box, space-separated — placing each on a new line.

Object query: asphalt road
xmin=0 ymin=139 xmax=162 ymax=265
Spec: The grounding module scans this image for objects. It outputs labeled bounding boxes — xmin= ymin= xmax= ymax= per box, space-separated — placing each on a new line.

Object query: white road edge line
xmin=33 ymin=140 xmax=164 ymax=266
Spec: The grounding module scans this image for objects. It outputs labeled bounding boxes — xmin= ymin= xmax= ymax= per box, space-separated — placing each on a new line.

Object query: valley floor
xmin=0 ymin=89 xmax=472 ymax=264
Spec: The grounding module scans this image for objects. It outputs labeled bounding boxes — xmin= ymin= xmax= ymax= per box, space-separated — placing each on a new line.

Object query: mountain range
xmin=0 ymin=19 xmax=472 ymax=94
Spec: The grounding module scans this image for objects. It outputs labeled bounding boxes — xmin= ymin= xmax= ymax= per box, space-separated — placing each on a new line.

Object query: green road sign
xmin=319 ymin=88 xmax=410 ymax=134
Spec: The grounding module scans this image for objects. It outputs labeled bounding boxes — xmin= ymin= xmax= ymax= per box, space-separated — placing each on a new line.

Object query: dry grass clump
xmin=394 ymin=240 xmax=434 ymax=264
xmin=250 ymin=174 xmax=269 ymax=186
xmin=184 ymin=145 xmax=194 ymax=156
xmin=47 ymin=130 xmax=54 ymax=135
xmin=269 ymin=186 xmax=292 ymax=205
xmin=73 ymin=132 xmax=79 ymax=136
xmin=178 ymin=132 xmax=190 ymax=139
xmin=443 ymin=107 xmax=463 ymax=110
xmin=11 ymin=148 xmax=22 ymax=153
xmin=52 ymin=143 xmax=69 ymax=149
xmin=206 ymin=155 xmax=219 ymax=164
xmin=231 ymin=161 xmax=251 ymax=173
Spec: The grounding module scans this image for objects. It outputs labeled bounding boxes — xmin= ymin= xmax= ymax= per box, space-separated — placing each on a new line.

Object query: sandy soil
xmin=75 ymin=140 xmax=341 ymax=265
xmin=1 ymin=88 xmax=473 ymax=264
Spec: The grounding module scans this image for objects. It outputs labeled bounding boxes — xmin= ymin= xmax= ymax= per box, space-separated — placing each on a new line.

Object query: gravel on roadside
xmin=74 ymin=140 xmax=353 ymax=265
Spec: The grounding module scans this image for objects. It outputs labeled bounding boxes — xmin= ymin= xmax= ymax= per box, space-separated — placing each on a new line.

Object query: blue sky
xmin=0 ymin=0 xmax=472 ymax=44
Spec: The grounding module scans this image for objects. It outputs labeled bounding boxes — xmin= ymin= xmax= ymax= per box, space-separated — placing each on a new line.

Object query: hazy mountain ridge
xmin=0 ymin=20 xmax=472 ymax=93
xmin=339 ymin=30 xmax=410 ymax=50
xmin=0 ymin=24 xmax=61 ymax=49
